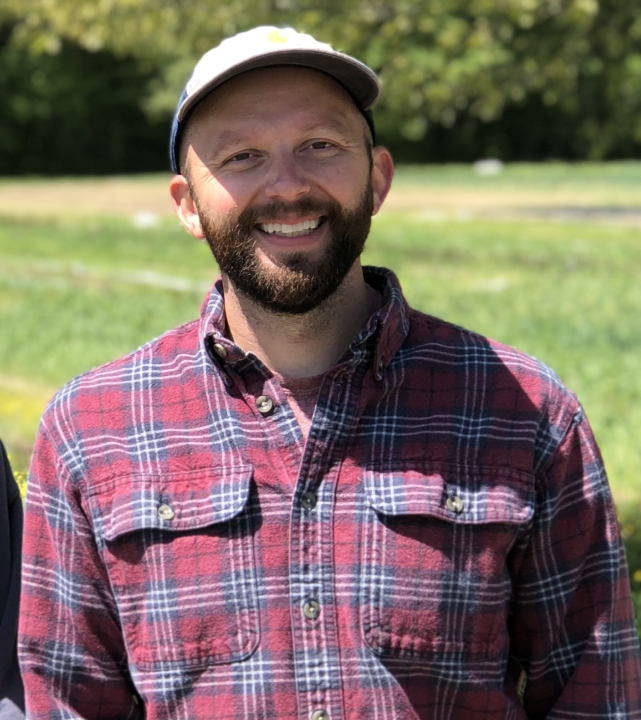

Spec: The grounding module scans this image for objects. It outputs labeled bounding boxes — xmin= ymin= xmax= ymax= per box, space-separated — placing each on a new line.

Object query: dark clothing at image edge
xmin=0 ymin=441 xmax=24 ymax=719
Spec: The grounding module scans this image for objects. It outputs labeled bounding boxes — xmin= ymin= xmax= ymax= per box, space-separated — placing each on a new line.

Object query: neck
xmin=222 ymin=263 xmax=370 ymax=378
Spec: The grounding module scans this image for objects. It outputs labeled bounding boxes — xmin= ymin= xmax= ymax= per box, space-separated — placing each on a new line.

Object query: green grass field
xmin=1 ymin=162 xmax=640 ymax=631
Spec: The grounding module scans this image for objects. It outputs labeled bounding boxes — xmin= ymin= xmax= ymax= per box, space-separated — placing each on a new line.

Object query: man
xmin=0 ymin=441 xmax=24 ymax=720
xmin=19 ymin=25 xmax=641 ymax=719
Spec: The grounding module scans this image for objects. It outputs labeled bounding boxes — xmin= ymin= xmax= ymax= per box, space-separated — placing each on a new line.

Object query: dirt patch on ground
xmin=0 ymin=177 xmax=175 ymax=218
xmin=0 ymin=176 xmax=640 ymax=224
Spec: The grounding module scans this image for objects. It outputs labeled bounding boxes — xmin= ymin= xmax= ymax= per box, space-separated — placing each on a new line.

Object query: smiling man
xmin=170 ymin=61 xmax=391 ymax=379
xmin=19 ymin=26 xmax=641 ymax=720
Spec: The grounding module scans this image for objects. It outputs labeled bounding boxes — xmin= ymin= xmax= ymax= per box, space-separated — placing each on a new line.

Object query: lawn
xmin=1 ymin=162 xmax=640 ymax=632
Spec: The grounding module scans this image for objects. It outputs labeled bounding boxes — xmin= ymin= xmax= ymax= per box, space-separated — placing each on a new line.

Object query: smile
xmin=258 ymin=217 xmax=322 ymax=238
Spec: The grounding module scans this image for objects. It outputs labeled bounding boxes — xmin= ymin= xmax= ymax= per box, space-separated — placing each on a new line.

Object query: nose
xmin=263 ymin=152 xmax=310 ymax=203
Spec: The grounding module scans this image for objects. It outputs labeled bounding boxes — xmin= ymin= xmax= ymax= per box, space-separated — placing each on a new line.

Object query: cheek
xmin=316 ymin=163 xmax=370 ymax=208
xmin=194 ymin=177 xmax=244 ymax=218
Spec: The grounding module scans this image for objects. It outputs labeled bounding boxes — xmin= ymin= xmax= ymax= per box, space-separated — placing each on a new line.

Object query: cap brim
xmin=177 ymin=49 xmax=379 ymax=122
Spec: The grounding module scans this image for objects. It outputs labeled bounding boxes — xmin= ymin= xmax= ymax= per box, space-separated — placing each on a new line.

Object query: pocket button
xmin=157 ymin=504 xmax=175 ymax=520
xmin=445 ymin=495 xmax=464 ymax=514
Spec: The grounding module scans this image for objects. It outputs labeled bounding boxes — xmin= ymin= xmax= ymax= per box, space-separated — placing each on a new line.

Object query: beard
xmin=194 ymin=183 xmax=374 ymax=315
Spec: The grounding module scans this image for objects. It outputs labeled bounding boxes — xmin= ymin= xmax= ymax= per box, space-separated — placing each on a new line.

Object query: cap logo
xmin=266 ymin=30 xmax=288 ymax=44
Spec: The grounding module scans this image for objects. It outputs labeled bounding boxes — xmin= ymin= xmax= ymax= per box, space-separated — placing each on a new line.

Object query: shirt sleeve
xmin=508 ymin=407 xmax=641 ymax=718
xmin=18 ymin=421 xmax=141 ymax=720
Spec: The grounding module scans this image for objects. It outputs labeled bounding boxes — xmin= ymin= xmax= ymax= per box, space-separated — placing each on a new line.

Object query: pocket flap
xmin=363 ymin=464 xmax=534 ymax=525
xmin=87 ymin=460 xmax=253 ymax=542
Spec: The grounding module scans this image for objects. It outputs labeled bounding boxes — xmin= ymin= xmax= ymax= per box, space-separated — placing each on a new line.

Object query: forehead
xmin=185 ymin=66 xmax=365 ymax=141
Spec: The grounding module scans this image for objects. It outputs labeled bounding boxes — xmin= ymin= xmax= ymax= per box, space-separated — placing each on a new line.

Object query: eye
xmin=228 ymin=151 xmax=255 ymax=163
xmin=221 ymin=149 xmax=261 ymax=167
xmin=308 ymin=141 xmax=334 ymax=150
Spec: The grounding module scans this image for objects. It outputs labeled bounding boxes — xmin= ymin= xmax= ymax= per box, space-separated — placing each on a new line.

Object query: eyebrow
xmin=205 ymin=131 xmax=255 ymax=158
xmin=205 ymin=118 xmax=360 ymax=158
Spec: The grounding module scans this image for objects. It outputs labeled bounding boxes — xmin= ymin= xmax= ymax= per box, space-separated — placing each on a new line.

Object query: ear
xmin=169 ymin=174 xmax=204 ymax=239
xmin=370 ymin=146 xmax=394 ymax=216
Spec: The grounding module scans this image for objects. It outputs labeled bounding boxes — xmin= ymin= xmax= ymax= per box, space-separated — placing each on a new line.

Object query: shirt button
xmin=157 ymin=503 xmax=175 ymax=520
xmin=213 ymin=342 xmax=227 ymax=358
xmin=311 ymin=711 xmax=329 ymax=720
xmin=445 ymin=495 xmax=464 ymax=514
xmin=301 ymin=491 xmax=318 ymax=510
xmin=256 ymin=395 xmax=274 ymax=415
xmin=303 ymin=600 xmax=321 ymax=620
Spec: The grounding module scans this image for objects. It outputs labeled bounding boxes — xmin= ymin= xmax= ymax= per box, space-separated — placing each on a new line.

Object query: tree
xmin=2 ymin=0 xmax=640 ymax=162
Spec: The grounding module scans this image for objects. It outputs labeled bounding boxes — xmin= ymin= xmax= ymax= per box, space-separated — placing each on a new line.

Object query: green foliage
xmin=11 ymin=467 xmax=27 ymax=497
xmin=0 ymin=26 xmax=169 ymax=174
xmin=620 ymin=515 xmax=641 ymax=638
xmin=3 ymin=0 xmax=641 ymax=161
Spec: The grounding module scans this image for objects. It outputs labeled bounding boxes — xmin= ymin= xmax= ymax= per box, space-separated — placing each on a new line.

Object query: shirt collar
xmin=361 ymin=266 xmax=411 ymax=379
xmin=198 ymin=266 xmax=411 ymax=377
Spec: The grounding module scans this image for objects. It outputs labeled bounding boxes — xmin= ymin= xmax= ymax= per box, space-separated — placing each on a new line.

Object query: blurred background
xmin=2 ymin=0 xmax=641 ymax=171
xmin=0 ymin=0 xmax=640 ymax=627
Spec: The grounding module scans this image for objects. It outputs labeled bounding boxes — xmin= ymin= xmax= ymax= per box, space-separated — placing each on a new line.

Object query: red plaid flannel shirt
xmin=20 ymin=267 xmax=641 ymax=719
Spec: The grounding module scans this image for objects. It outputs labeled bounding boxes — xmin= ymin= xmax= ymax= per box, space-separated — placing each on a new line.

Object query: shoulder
xmin=34 ymin=318 xmax=206 ymax=485
xmin=409 ymin=307 xmax=571 ymax=387
xmin=404 ymin=308 xmax=580 ymax=436
xmin=41 ymin=318 xmax=201 ymax=434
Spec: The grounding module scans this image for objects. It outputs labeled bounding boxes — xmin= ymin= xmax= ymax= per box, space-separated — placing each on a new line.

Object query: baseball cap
xmin=169 ymin=26 xmax=379 ymax=173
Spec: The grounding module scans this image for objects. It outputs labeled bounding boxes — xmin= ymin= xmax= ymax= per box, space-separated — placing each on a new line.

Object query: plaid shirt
xmin=20 ymin=267 xmax=641 ymax=719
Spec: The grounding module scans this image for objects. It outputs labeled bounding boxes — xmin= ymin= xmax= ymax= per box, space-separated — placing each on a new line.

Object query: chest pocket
xmin=360 ymin=465 xmax=534 ymax=661
xmin=87 ymin=462 xmax=259 ymax=671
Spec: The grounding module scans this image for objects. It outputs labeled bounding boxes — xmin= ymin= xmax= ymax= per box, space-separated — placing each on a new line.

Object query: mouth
xmin=257 ymin=216 xmax=323 ymax=239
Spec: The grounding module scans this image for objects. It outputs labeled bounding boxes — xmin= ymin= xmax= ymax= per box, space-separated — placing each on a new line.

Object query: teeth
xmin=259 ymin=217 xmax=321 ymax=237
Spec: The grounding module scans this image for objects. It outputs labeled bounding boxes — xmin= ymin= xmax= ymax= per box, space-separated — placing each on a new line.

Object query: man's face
xmin=172 ymin=66 xmax=392 ymax=314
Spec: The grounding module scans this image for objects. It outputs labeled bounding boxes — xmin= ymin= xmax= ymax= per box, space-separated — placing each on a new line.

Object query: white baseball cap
xmin=170 ymin=26 xmax=379 ymax=173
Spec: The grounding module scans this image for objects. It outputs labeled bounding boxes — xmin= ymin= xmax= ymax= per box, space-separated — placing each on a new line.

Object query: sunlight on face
xmin=182 ymin=67 xmax=376 ymax=312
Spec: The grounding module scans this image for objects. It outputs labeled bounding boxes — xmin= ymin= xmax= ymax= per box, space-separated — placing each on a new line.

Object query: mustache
xmin=236 ymin=197 xmax=340 ymax=228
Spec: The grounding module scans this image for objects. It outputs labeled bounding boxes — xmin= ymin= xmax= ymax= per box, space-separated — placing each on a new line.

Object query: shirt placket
xmin=288 ymin=355 xmax=369 ymax=720
xmin=206 ymin=326 xmax=376 ymax=719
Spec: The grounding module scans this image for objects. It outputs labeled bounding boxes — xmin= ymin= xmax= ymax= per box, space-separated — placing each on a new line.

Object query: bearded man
xmin=19 ymin=26 xmax=640 ymax=720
